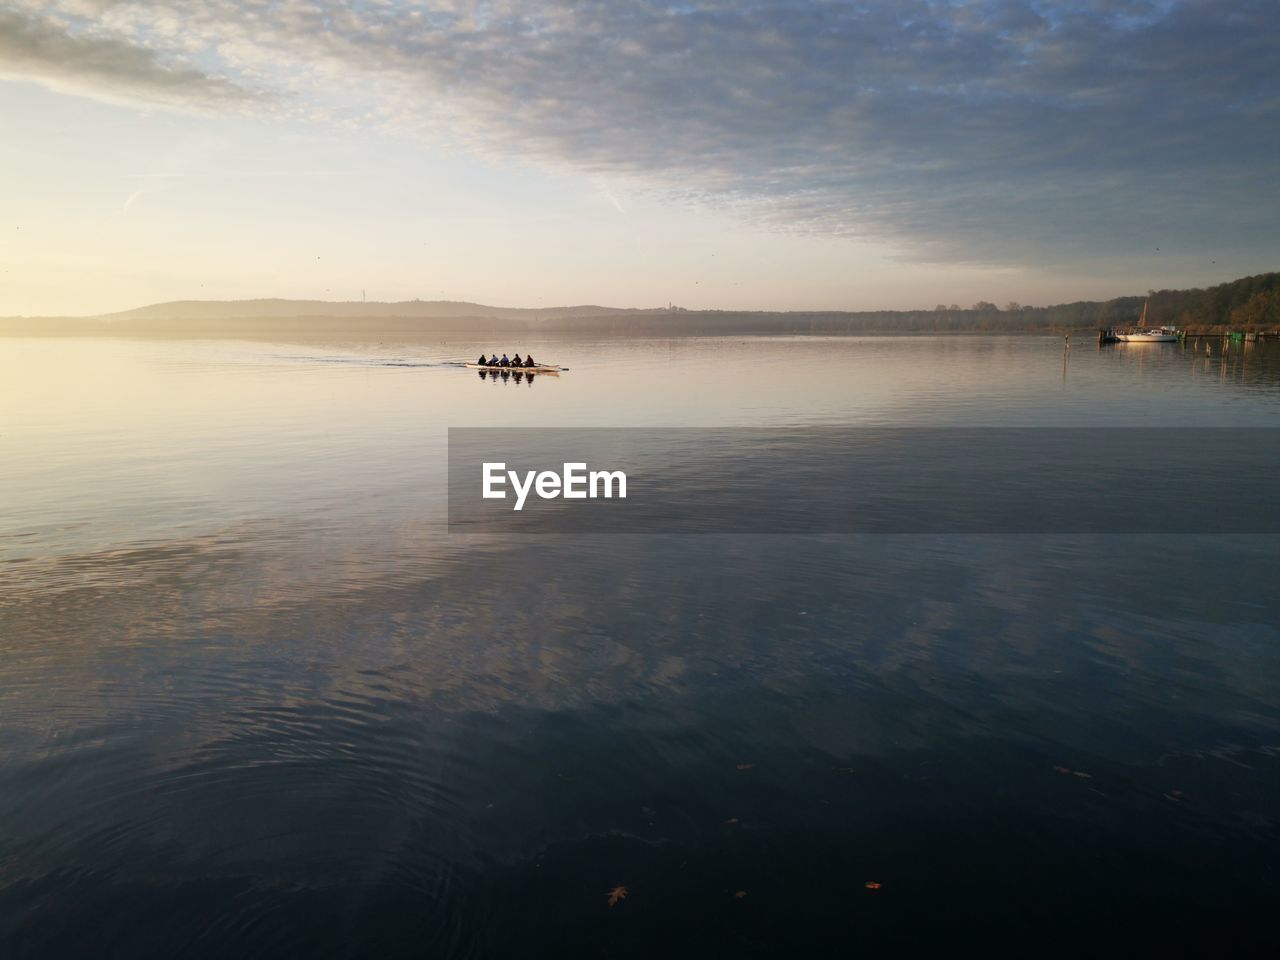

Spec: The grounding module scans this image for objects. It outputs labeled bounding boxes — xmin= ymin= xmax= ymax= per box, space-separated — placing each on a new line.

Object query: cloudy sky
xmin=1 ymin=0 xmax=1275 ymax=314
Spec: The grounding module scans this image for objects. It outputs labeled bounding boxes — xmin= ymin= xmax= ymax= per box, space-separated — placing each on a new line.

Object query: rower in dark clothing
xmin=512 ymin=353 xmax=524 ymax=367
xmin=499 ymin=353 xmax=510 ymax=367
xmin=477 ymin=353 xmax=488 ymax=365
xmin=524 ymin=353 xmax=536 ymax=367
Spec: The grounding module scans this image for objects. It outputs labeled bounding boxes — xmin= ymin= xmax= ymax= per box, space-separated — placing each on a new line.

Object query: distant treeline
xmin=1145 ymin=271 xmax=1280 ymax=331
xmin=4 ymin=271 xmax=1277 ymax=337
xmin=539 ymin=271 xmax=1280 ymax=335
xmin=537 ymin=300 xmax=1148 ymax=335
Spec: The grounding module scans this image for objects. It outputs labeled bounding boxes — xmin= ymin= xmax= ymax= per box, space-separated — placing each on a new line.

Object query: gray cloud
xmin=0 ymin=6 xmax=263 ymax=110
xmin=4 ymin=1 xmax=1277 ymax=268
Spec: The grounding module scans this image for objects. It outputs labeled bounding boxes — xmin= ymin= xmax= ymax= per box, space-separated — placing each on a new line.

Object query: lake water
xmin=2 ymin=335 xmax=1278 ymax=956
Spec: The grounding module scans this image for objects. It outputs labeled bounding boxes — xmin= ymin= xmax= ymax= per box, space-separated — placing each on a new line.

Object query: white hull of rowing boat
xmin=1116 ymin=333 xmax=1178 ymax=342
xmin=465 ymin=363 xmax=562 ymax=373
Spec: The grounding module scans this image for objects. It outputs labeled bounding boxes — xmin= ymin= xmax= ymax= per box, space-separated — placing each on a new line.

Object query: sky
xmin=1 ymin=0 xmax=1276 ymax=315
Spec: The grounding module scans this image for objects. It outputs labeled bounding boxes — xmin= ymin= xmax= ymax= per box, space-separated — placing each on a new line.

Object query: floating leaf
xmin=607 ymin=885 xmax=628 ymax=907
xmin=1054 ymin=765 xmax=1093 ymax=778
xmin=864 ymin=881 xmax=882 ymax=890
xmin=724 ymin=817 xmax=739 ymax=825
xmin=735 ymin=890 xmax=748 ymax=899
xmin=736 ymin=764 xmax=754 ymax=771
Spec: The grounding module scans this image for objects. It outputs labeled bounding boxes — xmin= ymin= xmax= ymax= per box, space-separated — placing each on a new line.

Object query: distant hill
xmin=103 ymin=298 xmax=658 ymax=322
xmin=4 ymin=272 xmax=1277 ymax=337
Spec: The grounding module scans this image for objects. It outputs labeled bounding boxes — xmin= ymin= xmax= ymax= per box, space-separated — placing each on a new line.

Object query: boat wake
xmin=274 ymin=354 xmax=459 ymax=368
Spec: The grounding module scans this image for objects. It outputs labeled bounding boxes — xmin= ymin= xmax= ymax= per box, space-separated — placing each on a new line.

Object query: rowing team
xmin=478 ymin=352 xmax=539 ymax=368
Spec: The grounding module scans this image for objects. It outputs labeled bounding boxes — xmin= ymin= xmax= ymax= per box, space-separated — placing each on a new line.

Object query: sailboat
xmin=1117 ymin=299 xmax=1180 ymax=342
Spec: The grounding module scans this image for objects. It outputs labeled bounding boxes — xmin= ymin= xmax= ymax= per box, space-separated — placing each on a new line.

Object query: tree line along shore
xmin=3 ymin=272 xmax=1277 ymax=338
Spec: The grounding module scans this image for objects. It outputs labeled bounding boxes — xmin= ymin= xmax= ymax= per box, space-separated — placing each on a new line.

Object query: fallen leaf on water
xmin=736 ymin=764 xmax=754 ymax=771
xmin=1053 ymin=765 xmax=1093 ymax=779
xmin=724 ymin=817 xmax=739 ymax=825
xmin=864 ymin=881 xmax=882 ymax=890
xmin=735 ymin=890 xmax=748 ymax=899
xmin=607 ymin=885 xmax=628 ymax=907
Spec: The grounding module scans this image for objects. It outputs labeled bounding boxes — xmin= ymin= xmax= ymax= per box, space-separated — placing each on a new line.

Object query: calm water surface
xmin=2 ymin=335 xmax=1278 ymax=956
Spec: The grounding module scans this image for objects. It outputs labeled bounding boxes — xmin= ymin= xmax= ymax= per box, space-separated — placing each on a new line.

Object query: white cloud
xmin=3 ymin=1 xmax=1276 ymax=268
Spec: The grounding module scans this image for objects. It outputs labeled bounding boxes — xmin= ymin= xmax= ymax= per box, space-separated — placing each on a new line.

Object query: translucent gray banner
xmin=447 ymin=428 xmax=1280 ymax=533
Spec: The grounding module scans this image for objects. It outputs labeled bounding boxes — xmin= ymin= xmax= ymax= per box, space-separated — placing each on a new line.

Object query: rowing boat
xmin=465 ymin=363 xmax=562 ymax=373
